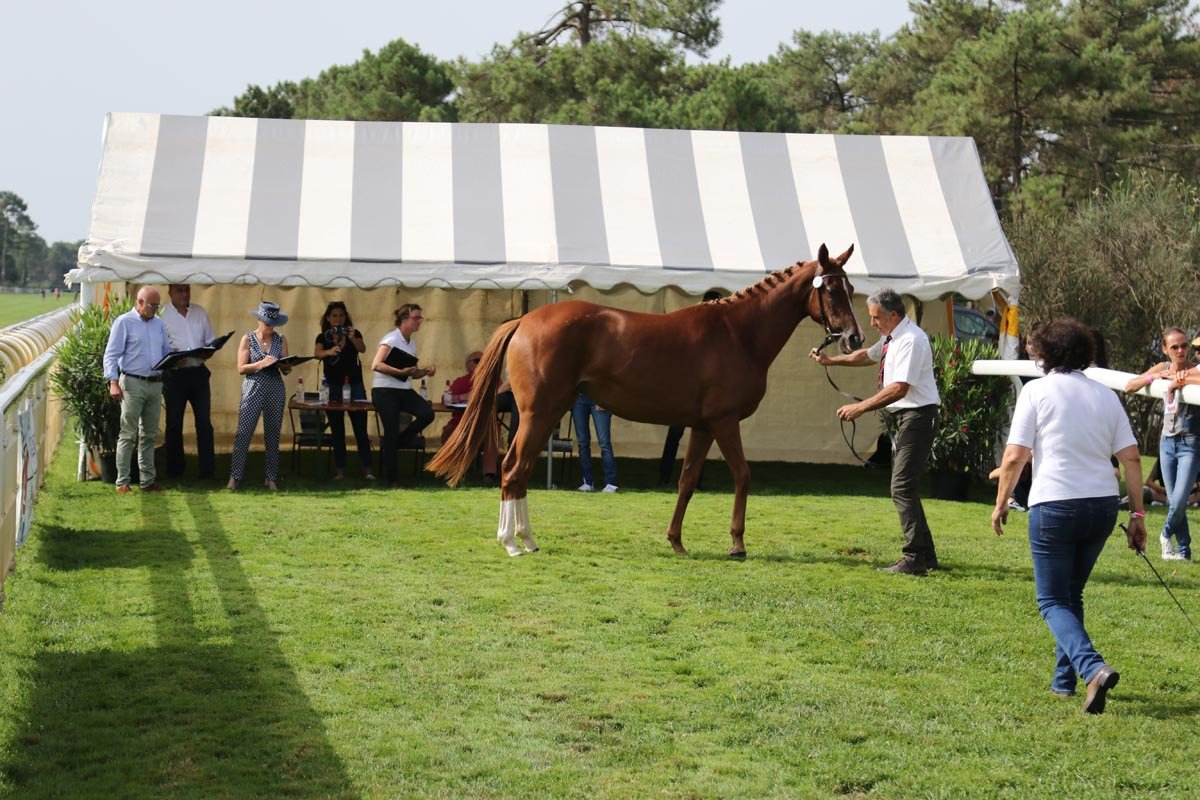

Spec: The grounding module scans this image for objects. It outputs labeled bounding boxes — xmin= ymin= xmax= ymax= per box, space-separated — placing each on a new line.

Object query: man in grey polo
xmin=810 ymin=288 xmax=941 ymax=575
xmin=103 ymin=286 xmax=173 ymax=494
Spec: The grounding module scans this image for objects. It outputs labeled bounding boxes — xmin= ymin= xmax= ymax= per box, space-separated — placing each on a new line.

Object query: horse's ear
xmin=833 ymin=243 xmax=855 ymax=268
xmin=817 ymin=243 xmax=830 ymax=272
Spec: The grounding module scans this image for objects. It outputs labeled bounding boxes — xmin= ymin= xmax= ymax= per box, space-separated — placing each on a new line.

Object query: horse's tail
xmin=426 ymin=318 xmax=522 ymax=487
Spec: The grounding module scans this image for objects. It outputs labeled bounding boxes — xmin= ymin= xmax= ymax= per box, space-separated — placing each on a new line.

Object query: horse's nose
xmin=847 ymin=332 xmax=863 ymax=350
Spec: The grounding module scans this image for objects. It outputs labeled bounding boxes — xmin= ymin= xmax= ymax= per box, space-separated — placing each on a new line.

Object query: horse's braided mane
xmin=708 ymin=261 xmax=810 ymax=305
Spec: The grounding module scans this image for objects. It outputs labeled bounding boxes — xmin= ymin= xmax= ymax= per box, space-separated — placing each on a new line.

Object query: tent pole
xmin=546 ymin=289 xmax=558 ymax=490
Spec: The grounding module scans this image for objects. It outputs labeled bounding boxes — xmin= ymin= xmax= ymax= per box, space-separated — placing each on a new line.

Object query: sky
xmin=4 ymin=1 xmax=913 ymax=246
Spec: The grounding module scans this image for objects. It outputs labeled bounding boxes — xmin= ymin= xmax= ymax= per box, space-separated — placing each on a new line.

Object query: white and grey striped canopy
xmin=74 ymin=112 xmax=1019 ymax=300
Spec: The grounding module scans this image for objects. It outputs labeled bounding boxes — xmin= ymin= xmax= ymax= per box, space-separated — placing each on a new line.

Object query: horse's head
xmin=811 ymin=243 xmax=863 ymax=354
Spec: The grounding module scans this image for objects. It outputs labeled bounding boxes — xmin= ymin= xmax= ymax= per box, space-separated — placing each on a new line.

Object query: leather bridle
xmin=811 ymin=272 xmax=875 ymax=467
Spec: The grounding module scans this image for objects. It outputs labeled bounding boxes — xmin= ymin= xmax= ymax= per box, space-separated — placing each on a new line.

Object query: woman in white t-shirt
xmin=370 ymin=304 xmax=436 ymax=487
xmin=991 ymin=317 xmax=1146 ymax=715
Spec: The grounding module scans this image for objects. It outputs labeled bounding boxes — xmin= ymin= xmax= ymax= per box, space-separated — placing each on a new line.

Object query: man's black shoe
xmin=883 ymin=556 xmax=929 ymax=576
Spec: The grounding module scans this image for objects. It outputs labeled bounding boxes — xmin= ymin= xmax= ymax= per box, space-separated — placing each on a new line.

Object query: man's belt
xmin=121 ymin=372 xmax=163 ymax=383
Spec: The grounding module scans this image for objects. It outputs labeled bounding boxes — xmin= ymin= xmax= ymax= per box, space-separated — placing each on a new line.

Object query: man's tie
xmin=877 ymin=335 xmax=892 ymax=388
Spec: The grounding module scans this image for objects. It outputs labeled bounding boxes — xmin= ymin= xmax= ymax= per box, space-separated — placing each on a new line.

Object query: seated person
xmin=496 ymin=374 xmax=519 ymax=448
xmin=441 ymin=351 xmax=499 ymax=485
xmin=1142 ymin=458 xmax=1200 ymax=507
xmin=1114 ymin=458 xmax=1199 ymax=509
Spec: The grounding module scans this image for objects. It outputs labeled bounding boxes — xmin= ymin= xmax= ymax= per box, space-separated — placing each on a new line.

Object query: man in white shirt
xmin=810 ymin=288 xmax=942 ymax=575
xmin=161 ymin=284 xmax=217 ymax=479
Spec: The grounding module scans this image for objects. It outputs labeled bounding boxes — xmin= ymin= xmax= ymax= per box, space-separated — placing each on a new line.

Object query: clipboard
xmin=384 ymin=347 xmax=418 ymax=370
xmin=153 ymin=330 xmax=236 ymax=371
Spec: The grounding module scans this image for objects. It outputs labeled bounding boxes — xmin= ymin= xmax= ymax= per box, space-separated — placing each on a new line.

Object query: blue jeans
xmin=1160 ymin=433 xmax=1199 ymax=558
xmin=1028 ymin=497 xmax=1117 ymax=694
xmin=573 ymin=395 xmax=616 ymax=487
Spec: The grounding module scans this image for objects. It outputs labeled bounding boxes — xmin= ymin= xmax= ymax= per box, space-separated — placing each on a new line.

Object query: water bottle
xmin=342 ymin=376 xmax=351 ymax=404
xmin=419 ymin=379 xmax=429 ymax=400
xmin=442 ymin=380 xmax=453 ymax=406
xmin=296 ymin=377 xmax=305 ymax=402
xmin=318 ymin=377 xmax=328 ymax=405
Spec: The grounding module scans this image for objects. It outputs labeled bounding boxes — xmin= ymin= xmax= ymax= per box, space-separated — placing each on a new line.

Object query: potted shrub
xmin=50 ymin=297 xmax=133 ymax=482
xmin=882 ymin=335 xmax=1014 ymax=500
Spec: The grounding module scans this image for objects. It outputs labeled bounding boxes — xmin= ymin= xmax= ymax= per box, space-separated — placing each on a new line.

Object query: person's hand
xmin=258 ymin=355 xmax=278 ymax=371
xmin=109 ymin=380 xmax=123 ymax=402
xmin=991 ymin=503 xmax=1008 ymax=536
xmin=836 ymin=402 xmax=864 ymax=422
xmin=809 ymin=347 xmax=832 ymax=366
xmin=425 ymin=365 xmax=437 ymax=377
xmin=1125 ymin=517 xmax=1148 ymax=554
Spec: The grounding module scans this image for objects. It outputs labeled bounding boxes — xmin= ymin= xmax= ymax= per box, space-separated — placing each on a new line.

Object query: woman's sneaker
xmin=1161 ymin=533 xmax=1176 ymax=559
xmin=578 ymin=483 xmax=594 ymax=492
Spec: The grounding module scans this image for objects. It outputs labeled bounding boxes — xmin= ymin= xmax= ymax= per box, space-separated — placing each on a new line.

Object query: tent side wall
xmin=158 ymin=282 xmax=946 ymax=465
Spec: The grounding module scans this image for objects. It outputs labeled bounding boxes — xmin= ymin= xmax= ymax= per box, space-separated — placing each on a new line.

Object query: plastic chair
xmin=548 ymin=412 xmax=575 ymax=486
xmin=290 ymin=407 xmax=332 ymax=472
xmin=374 ymin=409 xmax=427 ymax=476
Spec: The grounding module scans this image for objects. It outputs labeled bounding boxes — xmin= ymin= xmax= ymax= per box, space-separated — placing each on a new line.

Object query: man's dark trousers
xmin=164 ymin=366 xmax=215 ymax=479
xmin=886 ymin=405 xmax=939 ymax=564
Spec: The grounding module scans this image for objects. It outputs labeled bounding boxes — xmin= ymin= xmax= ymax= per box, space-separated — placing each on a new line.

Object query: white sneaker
xmin=578 ymin=483 xmax=593 ymax=492
xmin=602 ymin=484 xmax=618 ymax=493
xmin=1161 ymin=533 xmax=1176 ymax=559
xmin=1164 ymin=552 xmax=1189 ymax=561
xmin=1007 ymin=498 xmax=1027 ymax=513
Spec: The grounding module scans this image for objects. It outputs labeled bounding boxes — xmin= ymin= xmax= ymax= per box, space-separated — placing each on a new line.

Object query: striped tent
xmin=73 ymin=113 xmax=1019 ymax=301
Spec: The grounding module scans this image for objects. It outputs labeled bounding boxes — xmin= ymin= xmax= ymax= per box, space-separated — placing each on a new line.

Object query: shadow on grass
xmin=255 ymin=449 xmax=899 ymax=498
xmin=5 ymin=488 xmax=357 ymax=798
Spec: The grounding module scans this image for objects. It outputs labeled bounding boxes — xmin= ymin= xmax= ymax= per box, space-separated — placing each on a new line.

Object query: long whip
xmin=1121 ymin=523 xmax=1200 ymax=639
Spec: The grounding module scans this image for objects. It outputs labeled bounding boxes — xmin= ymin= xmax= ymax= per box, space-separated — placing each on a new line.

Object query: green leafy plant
xmin=883 ymin=335 xmax=1013 ymax=476
xmin=930 ymin=336 xmax=1013 ymax=475
xmin=49 ymin=297 xmax=134 ymax=454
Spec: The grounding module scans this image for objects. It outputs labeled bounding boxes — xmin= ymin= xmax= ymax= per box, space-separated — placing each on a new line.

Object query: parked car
xmin=953 ymin=305 xmax=999 ymax=344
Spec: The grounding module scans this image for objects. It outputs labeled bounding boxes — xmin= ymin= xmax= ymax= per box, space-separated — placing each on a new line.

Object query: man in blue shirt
xmin=103 ymin=286 xmax=173 ymax=494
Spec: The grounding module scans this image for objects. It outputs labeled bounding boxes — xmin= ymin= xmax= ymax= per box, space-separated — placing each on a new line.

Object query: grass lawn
xmin=0 ymin=445 xmax=1197 ymax=799
xmin=0 ymin=292 xmax=76 ymax=329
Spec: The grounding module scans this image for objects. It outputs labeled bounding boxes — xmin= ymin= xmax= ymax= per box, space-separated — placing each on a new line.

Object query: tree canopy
xmin=0 ymin=192 xmax=80 ymax=287
xmin=213 ymin=0 xmax=1200 ymax=223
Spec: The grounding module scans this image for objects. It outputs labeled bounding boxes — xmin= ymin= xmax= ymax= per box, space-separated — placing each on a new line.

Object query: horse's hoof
xmin=729 ymin=551 xmax=747 ymax=559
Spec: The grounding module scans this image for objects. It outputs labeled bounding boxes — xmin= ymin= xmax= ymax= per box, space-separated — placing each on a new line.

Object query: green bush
xmin=883 ymin=336 xmax=1013 ymax=476
xmin=50 ymin=298 xmax=134 ymax=454
xmin=1010 ymin=173 xmax=1200 ymax=448
xmin=929 ymin=337 xmax=1013 ymax=476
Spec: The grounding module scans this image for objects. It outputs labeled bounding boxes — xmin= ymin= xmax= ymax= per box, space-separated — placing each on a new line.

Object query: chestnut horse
xmin=428 ymin=244 xmax=863 ymax=557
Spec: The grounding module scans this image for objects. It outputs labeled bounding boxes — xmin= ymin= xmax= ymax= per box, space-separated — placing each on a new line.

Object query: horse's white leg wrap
xmin=497 ymin=499 xmax=523 ymax=557
xmin=514 ymin=497 xmax=539 ymax=553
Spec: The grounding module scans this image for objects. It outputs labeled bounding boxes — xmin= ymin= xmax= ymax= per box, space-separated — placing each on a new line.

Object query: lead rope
xmin=814 ymin=333 xmax=877 ymax=467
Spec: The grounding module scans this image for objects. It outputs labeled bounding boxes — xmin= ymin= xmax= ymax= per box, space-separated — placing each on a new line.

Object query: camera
xmin=324 ymin=326 xmax=353 ymax=344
